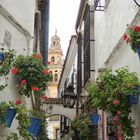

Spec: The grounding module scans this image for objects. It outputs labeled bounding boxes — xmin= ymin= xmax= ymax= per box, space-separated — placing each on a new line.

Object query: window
xmin=53 ymin=41 xmax=55 ymax=46
xmin=49 ymin=71 xmax=53 ymax=81
xmin=54 ymin=74 xmax=58 ymax=81
xmin=51 ymin=56 xmax=55 ymax=63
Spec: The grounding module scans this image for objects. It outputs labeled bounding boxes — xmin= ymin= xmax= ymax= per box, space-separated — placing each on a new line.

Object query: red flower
xmin=12 ymin=68 xmax=18 ymax=75
xmin=123 ymin=34 xmax=128 ymax=40
xmin=15 ymin=99 xmax=22 ymax=105
xmin=134 ymin=26 xmax=140 ymax=32
xmin=117 ymin=110 xmax=121 ymax=115
xmin=41 ymin=96 xmax=48 ymax=101
xmin=47 ymin=61 xmax=50 ymax=65
xmin=113 ymin=116 xmax=118 ymax=121
xmin=32 ymin=86 xmax=39 ymax=91
xmin=33 ymin=54 xmax=40 ymax=59
xmin=43 ymin=70 xmax=48 ymax=74
xmin=21 ymin=80 xmax=26 ymax=85
xmin=113 ymin=100 xmax=119 ymax=105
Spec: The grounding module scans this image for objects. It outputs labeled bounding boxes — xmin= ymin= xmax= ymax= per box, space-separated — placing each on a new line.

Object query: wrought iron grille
xmin=94 ymin=0 xmax=104 ymax=11
xmin=77 ymin=33 xmax=82 ymax=95
xmin=84 ymin=5 xmax=90 ymax=86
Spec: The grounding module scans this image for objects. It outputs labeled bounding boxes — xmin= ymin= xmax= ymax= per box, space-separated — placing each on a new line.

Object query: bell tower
xmin=48 ymin=31 xmax=64 ymax=97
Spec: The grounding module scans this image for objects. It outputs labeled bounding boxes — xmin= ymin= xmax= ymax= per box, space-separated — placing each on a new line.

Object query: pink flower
xmin=21 ymin=80 xmax=26 ymax=85
xmin=113 ymin=116 xmax=118 ymax=121
xmin=41 ymin=96 xmax=48 ymax=101
xmin=15 ymin=99 xmax=22 ymax=105
xmin=12 ymin=68 xmax=18 ymax=75
xmin=43 ymin=70 xmax=48 ymax=74
xmin=117 ymin=110 xmax=121 ymax=115
xmin=32 ymin=87 xmax=39 ymax=91
xmin=33 ymin=54 xmax=40 ymax=59
xmin=113 ymin=100 xmax=119 ymax=105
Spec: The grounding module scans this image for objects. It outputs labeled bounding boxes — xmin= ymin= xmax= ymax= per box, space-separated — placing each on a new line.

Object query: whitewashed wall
xmin=94 ymin=0 xmax=140 ymax=139
xmin=94 ymin=0 xmax=139 ymax=70
xmin=0 ymin=0 xmax=36 ymax=139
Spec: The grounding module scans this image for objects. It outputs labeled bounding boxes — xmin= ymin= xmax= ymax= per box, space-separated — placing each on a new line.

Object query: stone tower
xmin=48 ymin=31 xmax=64 ymax=98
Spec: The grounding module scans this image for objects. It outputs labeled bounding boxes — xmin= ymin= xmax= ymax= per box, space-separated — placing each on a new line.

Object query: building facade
xmin=58 ymin=0 xmax=140 ymax=140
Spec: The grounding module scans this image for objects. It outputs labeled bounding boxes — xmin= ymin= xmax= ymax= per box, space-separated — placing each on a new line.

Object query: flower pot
xmin=0 ymin=52 xmax=4 ymax=61
xmin=127 ymin=94 xmax=139 ymax=104
xmin=136 ymin=47 xmax=140 ymax=59
xmin=6 ymin=108 xmax=16 ymax=128
xmin=28 ymin=117 xmax=41 ymax=137
xmin=90 ymin=114 xmax=100 ymax=126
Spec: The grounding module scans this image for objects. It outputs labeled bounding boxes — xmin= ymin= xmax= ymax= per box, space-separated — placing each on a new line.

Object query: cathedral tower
xmin=48 ymin=31 xmax=64 ymax=98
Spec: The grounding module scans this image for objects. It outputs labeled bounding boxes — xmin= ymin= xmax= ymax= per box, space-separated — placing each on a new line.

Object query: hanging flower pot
xmin=6 ymin=108 xmax=16 ymax=128
xmin=28 ymin=117 xmax=41 ymax=137
xmin=90 ymin=114 xmax=100 ymax=126
xmin=127 ymin=94 xmax=139 ymax=104
xmin=0 ymin=52 xmax=4 ymax=62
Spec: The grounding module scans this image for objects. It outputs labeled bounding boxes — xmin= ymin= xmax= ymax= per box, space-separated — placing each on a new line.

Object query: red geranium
xmin=21 ymin=80 xmax=26 ymax=85
xmin=134 ymin=26 xmax=140 ymax=32
xmin=123 ymin=34 xmax=128 ymax=40
xmin=43 ymin=70 xmax=48 ymax=74
xmin=33 ymin=54 xmax=40 ymax=59
xmin=12 ymin=68 xmax=18 ymax=75
xmin=32 ymin=86 xmax=39 ymax=91
xmin=15 ymin=99 xmax=22 ymax=105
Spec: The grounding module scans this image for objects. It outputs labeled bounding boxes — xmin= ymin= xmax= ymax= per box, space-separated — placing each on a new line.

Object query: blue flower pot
xmin=28 ymin=117 xmax=41 ymax=137
xmin=127 ymin=94 xmax=139 ymax=104
xmin=90 ymin=114 xmax=100 ymax=126
xmin=6 ymin=108 xmax=16 ymax=128
xmin=136 ymin=46 xmax=140 ymax=59
xmin=0 ymin=52 xmax=4 ymax=61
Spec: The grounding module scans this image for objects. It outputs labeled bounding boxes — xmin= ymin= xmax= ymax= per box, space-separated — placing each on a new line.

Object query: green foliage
xmin=71 ymin=113 xmax=92 ymax=140
xmin=88 ymin=67 xmax=140 ymax=139
xmin=7 ymin=133 xmax=18 ymax=140
xmin=12 ymin=53 xmax=52 ymax=97
xmin=128 ymin=27 xmax=140 ymax=52
xmin=0 ymin=102 xmax=10 ymax=127
xmin=0 ymin=49 xmax=16 ymax=91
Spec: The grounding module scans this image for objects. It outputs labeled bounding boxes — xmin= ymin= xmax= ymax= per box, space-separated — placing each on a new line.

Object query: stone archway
xmin=41 ymin=98 xmax=76 ymax=120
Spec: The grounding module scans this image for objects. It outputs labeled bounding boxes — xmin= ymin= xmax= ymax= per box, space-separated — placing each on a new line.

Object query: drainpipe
xmin=44 ymin=0 xmax=50 ymax=66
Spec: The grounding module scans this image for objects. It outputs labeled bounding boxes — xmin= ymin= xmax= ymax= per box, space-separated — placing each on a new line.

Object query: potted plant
xmin=12 ymin=53 xmax=52 ymax=97
xmin=123 ymin=25 xmax=140 ymax=58
xmin=88 ymin=67 xmax=140 ymax=139
xmin=28 ymin=109 xmax=45 ymax=137
xmin=71 ymin=113 xmax=93 ymax=140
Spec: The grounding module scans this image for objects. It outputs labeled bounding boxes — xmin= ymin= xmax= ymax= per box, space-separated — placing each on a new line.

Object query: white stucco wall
xmin=0 ymin=0 xmax=36 ymax=35
xmin=94 ymin=0 xmax=139 ymax=70
xmin=94 ymin=0 xmax=140 ymax=140
xmin=0 ymin=0 xmax=36 ymax=139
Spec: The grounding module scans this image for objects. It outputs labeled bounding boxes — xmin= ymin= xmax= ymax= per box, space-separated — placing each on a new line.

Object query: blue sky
xmin=49 ymin=0 xmax=80 ymax=57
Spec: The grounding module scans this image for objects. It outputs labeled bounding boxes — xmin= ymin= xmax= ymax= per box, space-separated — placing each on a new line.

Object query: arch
xmin=54 ymin=73 xmax=58 ymax=81
xmin=51 ymin=56 xmax=55 ymax=63
xmin=49 ymin=71 xmax=53 ymax=81
xmin=42 ymin=104 xmax=76 ymax=120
